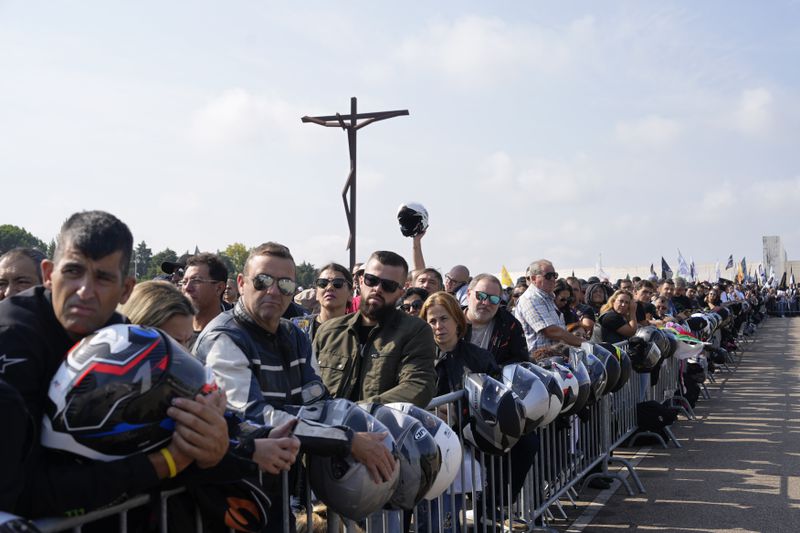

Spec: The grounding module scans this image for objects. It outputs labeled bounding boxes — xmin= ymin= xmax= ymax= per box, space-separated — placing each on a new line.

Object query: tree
xmin=223 ymin=243 xmax=249 ymax=275
xmin=216 ymin=252 xmax=236 ymax=279
xmin=46 ymin=239 xmax=56 ymax=259
xmin=147 ymin=248 xmax=178 ymax=279
xmin=296 ymin=261 xmax=316 ymax=289
xmin=0 ymin=224 xmax=47 ymax=254
xmin=134 ymin=241 xmax=153 ymax=280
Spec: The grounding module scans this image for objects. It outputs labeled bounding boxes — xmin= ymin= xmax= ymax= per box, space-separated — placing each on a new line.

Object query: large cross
xmin=302 ymin=97 xmax=408 ymax=270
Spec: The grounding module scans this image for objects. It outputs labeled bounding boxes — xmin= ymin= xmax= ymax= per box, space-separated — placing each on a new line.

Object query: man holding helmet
xmin=0 ymin=211 xmax=229 ymax=517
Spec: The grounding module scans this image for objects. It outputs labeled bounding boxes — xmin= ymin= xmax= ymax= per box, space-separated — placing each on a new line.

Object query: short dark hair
xmin=244 ymin=242 xmax=295 ymax=276
xmin=317 ymin=262 xmax=353 ymax=287
xmin=553 ymin=279 xmax=573 ymax=296
xmin=0 ymin=247 xmax=46 ymax=282
xmin=402 ymin=287 xmax=429 ymax=301
xmin=634 ymin=280 xmax=655 ymax=291
xmin=367 ymin=250 xmax=409 ymax=278
xmin=55 ymin=211 xmax=133 ymax=277
xmin=185 ymin=253 xmax=228 ymax=283
xmin=414 ymin=267 xmax=443 ymax=286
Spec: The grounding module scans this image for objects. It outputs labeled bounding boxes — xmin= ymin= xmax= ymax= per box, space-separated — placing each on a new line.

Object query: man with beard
xmin=314 ymin=250 xmax=436 ymax=406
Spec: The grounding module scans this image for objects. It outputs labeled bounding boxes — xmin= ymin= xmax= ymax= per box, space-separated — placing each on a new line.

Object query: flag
xmin=690 ymin=257 xmax=696 ymax=282
xmin=661 ymin=257 xmax=673 ymax=280
xmin=779 ymin=271 xmax=787 ymax=290
xmin=596 ymin=254 xmax=610 ymax=281
xmin=725 ymin=255 xmax=734 ymax=269
xmin=625 ymin=273 xmax=631 ymax=280
xmin=714 ymin=261 xmax=721 ymax=282
xmin=768 ymin=266 xmax=775 ymax=287
xmin=677 ymin=250 xmax=690 ymax=279
xmin=736 ymin=258 xmax=747 ymax=284
xmin=650 ymin=263 xmax=656 ymax=276
xmin=500 ymin=265 xmax=513 ymax=288
xmin=790 ymin=268 xmax=796 ymax=287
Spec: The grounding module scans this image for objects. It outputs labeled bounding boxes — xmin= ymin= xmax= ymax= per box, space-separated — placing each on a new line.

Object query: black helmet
xmin=463 ymin=373 xmax=524 ymax=455
xmin=660 ymin=328 xmax=678 ymax=359
xmin=627 ymin=336 xmax=661 ymax=373
xmin=685 ymin=315 xmax=708 ymax=333
xmin=397 ymin=202 xmax=429 ymax=237
xmin=599 ymin=342 xmax=631 ymax=392
xmin=362 ymin=404 xmax=441 ymax=511
xmin=635 ymin=326 xmax=670 ymax=360
xmin=588 ymin=343 xmax=620 ymax=394
xmin=304 ymin=399 xmax=399 ymax=520
xmin=42 ymin=324 xmax=214 ymax=461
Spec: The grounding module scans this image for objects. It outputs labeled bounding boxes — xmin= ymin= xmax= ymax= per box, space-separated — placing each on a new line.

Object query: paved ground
xmin=552 ymin=317 xmax=800 ymax=533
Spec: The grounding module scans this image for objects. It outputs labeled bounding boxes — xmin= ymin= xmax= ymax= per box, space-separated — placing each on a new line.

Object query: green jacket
xmin=313 ymin=309 xmax=436 ymax=407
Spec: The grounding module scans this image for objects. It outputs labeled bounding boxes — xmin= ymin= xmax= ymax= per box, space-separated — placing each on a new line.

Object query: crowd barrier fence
xmin=26 ymin=323 xmax=758 ymax=533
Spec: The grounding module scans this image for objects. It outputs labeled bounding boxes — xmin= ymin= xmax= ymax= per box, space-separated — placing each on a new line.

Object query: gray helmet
xmin=580 ymin=350 xmax=608 ymax=405
xmin=463 ymin=373 xmax=523 ymax=455
xmin=588 ymin=343 xmax=620 ymax=394
xmin=635 ymin=326 xmax=670 ymax=359
xmin=660 ymin=328 xmax=678 ymax=359
xmin=304 ymin=399 xmax=400 ymax=521
xmin=537 ymin=358 xmax=579 ymax=415
xmin=361 ymin=404 xmax=441 ymax=511
xmin=385 ymin=402 xmax=462 ymax=501
xmin=627 ymin=337 xmax=662 ymax=373
xmin=502 ymin=363 xmax=551 ymax=433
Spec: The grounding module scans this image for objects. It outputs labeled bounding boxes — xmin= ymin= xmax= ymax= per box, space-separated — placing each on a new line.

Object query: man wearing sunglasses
xmin=464 ymin=273 xmax=528 ymax=366
xmin=444 ymin=265 xmax=471 ymax=305
xmin=314 ymin=250 xmax=436 ymax=408
xmin=194 ymin=243 xmax=398 ymax=517
xmin=514 ymin=259 xmax=584 ymax=352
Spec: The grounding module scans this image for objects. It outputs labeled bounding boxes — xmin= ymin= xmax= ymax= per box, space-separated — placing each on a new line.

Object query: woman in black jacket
xmin=420 ymin=292 xmax=536 ymax=531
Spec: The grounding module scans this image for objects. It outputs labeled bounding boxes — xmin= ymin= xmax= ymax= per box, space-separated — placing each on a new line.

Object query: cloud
xmin=615 ymin=115 xmax=682 ymax=147
xmin=394 ymin=15 xmax=594 ymax=86
xmin=733 ymin=87 xmax=774 ymax=136
xmin=190 ymin=88 xmax=307 ymax=147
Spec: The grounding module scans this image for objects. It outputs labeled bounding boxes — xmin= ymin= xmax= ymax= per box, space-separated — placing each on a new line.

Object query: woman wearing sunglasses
xmin=398 ymin=287 xmax=429 ymax=318
xmin=292 ymin=262 xmax=353 ymax=343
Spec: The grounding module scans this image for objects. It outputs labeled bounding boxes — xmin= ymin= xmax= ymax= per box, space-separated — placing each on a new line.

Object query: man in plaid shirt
xmin=514 ymin=259 xmax=584 ymax=352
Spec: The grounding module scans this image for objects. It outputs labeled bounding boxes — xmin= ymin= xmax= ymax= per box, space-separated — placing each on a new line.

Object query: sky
xmin=2 ymin=1 xmax=799 ymax=275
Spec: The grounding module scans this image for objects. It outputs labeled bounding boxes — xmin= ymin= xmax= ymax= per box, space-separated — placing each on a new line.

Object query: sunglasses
xmin=362 ymin=273 xmax=401 ymax=293
xmin=316 ymin=278 xmax=349 ymax=290
xmin=400 ymin=300 xmax=424 ymax=312
xmin=251 ymin=273 xmax=296 ymax=296
xmin=475 ymin=291 xmax=501 ymax=305
xmin=542 ymin=272 xmax=559 ymax=280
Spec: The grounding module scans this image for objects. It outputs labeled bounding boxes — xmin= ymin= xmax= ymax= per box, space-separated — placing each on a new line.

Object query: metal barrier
xmin=27 ymin=329 xmax=756 ymax=533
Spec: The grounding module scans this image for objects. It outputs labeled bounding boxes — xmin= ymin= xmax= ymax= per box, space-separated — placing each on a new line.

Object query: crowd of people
xmin=0 ymin=209 xmax=770 ymax=532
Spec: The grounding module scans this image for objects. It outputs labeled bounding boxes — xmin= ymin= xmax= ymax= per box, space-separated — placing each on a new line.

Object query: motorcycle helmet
xmin=717 ymin=307 xmax=731 ymax=321
xmin=397 ymin=202 xmax=429 ymax=237
xmin=685 ymin=315 xmax=708 ymax=335
xmin=385 ymin=403 xmax=462 ymax=501
xmin=659 ymin=328 xmax=679 ymax=359
xmin=517 ymin=362 xmax=564 ymax=426
xmin=462 ymin=373 xmax=523 ymax=455
xmin=627 ymin=336 xmax=661 ymax=373
xmin=42 ymin=324 xmax=215 ymax=461
xmin=580 ymin=351 xmax=608 ymax=405
xmin=588 ymin=343 xmax=620 ymax=394
xmin=598 ymin=342 xmax=631 ymax=393
xmin=305 ymin=399 xmax=400 ymax=521
xmin=635 ymin=326 xmax=670 ymax=360
xmin=361 ymin=404 xmax=440 ymax=511
xmin=537 ymin=358 xmax=580 ymax=415
xmin=501 ymin=363 xmax=551 ymax=433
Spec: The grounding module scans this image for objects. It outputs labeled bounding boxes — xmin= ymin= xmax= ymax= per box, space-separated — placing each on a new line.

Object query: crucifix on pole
xmin=301 ymin=97 xmax=409 ymax=270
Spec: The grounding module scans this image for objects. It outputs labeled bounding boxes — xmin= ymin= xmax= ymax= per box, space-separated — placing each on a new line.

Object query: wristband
xmin=160 ymin=447 xmax=178 ymax=478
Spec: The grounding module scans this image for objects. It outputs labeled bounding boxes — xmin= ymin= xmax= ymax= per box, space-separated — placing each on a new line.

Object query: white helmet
xmin=537 ymin=359 xmax=579 ymax=415
xmin=302 ymin=399 xmax=400 ymax=521
xmin=517 ymin=362 xmax=564 ymax=426
xmin=361 ymin=404 xmax=441 ymax=511
xmin=385 ymin=402 xmax=462 ymax=501
xmin=501 ymin=363 xmax=551 ymax=433
xmin=462 ymin=373 xmax=523 ymax=455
